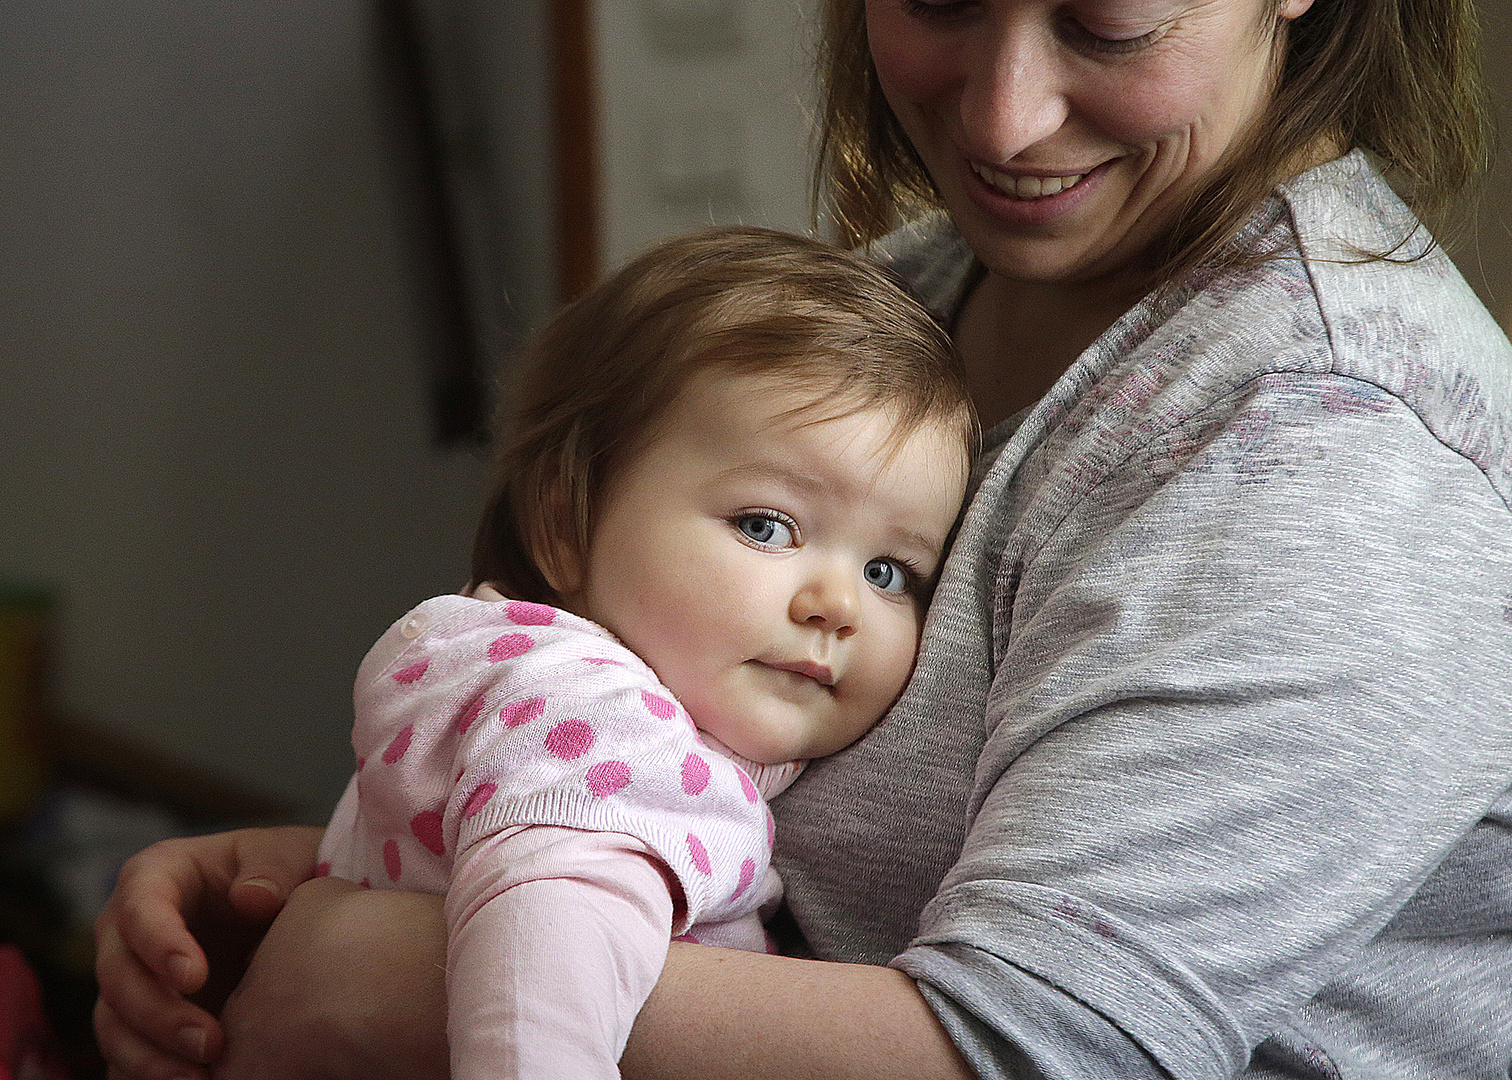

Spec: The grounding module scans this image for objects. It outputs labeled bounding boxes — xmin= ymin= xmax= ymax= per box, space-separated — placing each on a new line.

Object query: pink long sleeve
xmin=444 ymin=824 xmax=675 ymax=1080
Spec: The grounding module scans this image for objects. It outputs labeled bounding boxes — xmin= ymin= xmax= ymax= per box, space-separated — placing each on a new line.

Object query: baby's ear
xmin=535 ymin=534 xmax=583 ymax=601
xmin=530 ymin=480 xmax=585 ymax=602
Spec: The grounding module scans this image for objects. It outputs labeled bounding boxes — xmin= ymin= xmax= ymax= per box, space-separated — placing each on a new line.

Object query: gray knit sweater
xmin=773 ymin=151 xmax=1512 ymax=1079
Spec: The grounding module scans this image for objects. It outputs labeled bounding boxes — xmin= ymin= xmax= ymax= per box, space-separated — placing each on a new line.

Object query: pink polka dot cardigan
xmin=318 ymin=594 xmax=791 ymax=1077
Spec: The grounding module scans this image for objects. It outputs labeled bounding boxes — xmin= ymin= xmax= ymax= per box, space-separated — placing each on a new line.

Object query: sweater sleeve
xmin=444 ymin=824 xmax=675 ymax=1080
xmin=896 ymin=376 xmax=1512 ymax=1079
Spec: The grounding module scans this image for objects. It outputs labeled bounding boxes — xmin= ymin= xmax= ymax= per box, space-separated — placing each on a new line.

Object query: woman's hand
xmin=213 ymin=877 xmax=449 ymax=1080
xmin=93 ymin=826 xmax=323 ymax=1079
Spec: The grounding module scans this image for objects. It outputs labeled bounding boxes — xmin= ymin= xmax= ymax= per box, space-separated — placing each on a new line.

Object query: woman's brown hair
xmin=814 ymin=0 xmax=1491 ymax=280
xmin=471 ymin=225 xmax=975 ymax=604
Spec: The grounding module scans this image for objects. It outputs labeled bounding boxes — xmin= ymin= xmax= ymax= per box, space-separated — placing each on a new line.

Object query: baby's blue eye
xmin=735 ymin=513 xmax=795 ymax=549
xmin=864 ymin=558 xmax=910 ymax=594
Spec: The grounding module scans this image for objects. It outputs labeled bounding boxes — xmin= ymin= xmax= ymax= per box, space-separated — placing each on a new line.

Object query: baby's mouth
xmin=756 ymin=659 xmax=835 ymax=688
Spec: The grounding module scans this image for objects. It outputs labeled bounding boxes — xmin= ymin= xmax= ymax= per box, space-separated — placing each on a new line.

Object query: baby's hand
xmin=93 ymin=826 xmax=321 ymax=1079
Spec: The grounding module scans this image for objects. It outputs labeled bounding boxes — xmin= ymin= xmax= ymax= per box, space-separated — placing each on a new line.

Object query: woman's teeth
xmin=971 ymin=162 xmax=1086 ymax=199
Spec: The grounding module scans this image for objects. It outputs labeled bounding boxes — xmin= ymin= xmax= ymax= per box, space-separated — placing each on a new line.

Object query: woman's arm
xmin=98 ymin=827 xmax=972 ymax=1080
xmin=215 ymin=877 xmax=450 ymax=1080
xmin=625 ymin=944 xmax=974 ymax=1080
xmin=211 ymin=884 xmax=972 ymax=1080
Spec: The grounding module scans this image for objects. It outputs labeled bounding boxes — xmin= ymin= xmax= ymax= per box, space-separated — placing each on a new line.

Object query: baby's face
xmin=555 ymin=370 xmax=968 ymax=764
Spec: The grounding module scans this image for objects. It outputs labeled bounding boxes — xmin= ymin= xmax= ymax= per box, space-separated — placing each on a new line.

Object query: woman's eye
xmin=1061 ymin=17 xmax=1164 ymax=54
xmin=734 ymin=513 xmax=795 ymax=549
xmin=864 ymin=558 xmax=911 ymax=595
xmin=901 ymin=0 xmax=977 ymax=21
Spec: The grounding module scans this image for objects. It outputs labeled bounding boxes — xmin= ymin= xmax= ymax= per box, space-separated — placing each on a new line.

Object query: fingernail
xmin=166 ymin=952 xmax=196 ymax=989
xmin=240 ymin=876 xmax=280 ymax=897
xmin=178 ymin=1025 xmax=207 ymax=1062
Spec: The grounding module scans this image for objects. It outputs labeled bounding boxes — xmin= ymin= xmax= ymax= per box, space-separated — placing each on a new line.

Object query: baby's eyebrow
xmin=895 ymin=530 xmax=944 ymax=562
xmin=712 ymin=460 xmax=828 ymax=497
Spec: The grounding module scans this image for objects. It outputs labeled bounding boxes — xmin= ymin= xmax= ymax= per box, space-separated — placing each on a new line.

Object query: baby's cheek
xmin=874 ymin=618 xmax=927 ymax=707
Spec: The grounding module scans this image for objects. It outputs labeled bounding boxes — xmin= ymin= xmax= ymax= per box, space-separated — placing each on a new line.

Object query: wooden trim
xmin=549 ymin=0 xmax=600 ymax=300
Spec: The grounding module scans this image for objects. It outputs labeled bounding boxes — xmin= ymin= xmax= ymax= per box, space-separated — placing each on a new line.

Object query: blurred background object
xmin=0 ymin=584 xmax=53 ymax=824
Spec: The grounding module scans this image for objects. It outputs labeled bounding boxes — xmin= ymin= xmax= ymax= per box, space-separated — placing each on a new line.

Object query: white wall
xmin=0 ymin=0 xmax=502 ymax=818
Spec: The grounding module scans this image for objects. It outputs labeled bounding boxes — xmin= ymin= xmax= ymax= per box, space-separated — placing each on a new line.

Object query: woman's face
xmin=865 ymin=0 xmax=1314 ymax=284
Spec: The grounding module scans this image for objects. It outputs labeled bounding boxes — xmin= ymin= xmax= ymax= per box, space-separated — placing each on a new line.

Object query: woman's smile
xmin=968 ymin=160 xmax=1089 ymax=200
xmin=961 ymin=155 xmax=1111 ymax=227
xmin=866 ymin=0 xmax=1313 ymax=283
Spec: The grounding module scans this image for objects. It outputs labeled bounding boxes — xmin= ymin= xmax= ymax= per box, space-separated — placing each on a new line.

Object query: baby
xmin=316 ymin=226 xmax=977 ymax=1079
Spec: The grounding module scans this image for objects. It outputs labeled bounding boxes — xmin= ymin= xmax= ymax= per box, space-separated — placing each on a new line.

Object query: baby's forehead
xmin=782 ymin=397 xmax=973 ymax=467
xmin=663 ymin=365 xmax=973 ymax=477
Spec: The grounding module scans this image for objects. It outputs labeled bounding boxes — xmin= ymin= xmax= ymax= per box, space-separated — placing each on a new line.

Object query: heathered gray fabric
xmin=770 ymin=152 xmax=1512 ymax=1079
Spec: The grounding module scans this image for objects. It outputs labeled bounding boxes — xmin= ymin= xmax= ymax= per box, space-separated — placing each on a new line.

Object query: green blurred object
xmin=0 ymin=583 xmax=55 ymax=822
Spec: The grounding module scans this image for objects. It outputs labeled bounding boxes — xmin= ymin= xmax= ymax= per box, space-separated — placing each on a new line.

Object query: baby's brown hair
xmin=471 ymin=226 xmax=976 ymax=604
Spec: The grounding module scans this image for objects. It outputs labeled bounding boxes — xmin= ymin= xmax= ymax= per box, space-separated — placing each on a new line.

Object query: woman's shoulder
xmin=1276 ymin=150 xmax=1512 ymax=501
xmin=1065 ymin=152 xmax=1512 ymax=504
xmin=866 ymin=212 xmax=979 ymax=321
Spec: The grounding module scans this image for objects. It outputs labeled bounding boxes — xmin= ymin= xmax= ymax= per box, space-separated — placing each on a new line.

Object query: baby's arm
xmin=446 ymin=824 xmax=676 ymax=1080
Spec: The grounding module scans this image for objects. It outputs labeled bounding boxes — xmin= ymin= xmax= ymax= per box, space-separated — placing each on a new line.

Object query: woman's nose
xmin=959 ymin=28 xmax=1069 ymax=163
xmin=789 ymin=570 xmax=860 ymax=638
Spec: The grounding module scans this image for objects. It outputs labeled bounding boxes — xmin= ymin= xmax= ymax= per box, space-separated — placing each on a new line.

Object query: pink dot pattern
xmin=505 ymin=601 xmax=556 ymax=626
xmin=322 ymin=594 xmax=776 ymax=950
xmin=730 ymin=857 xmax=756 ymax=902
xmin=545 ymin=718 xmax=595 ymax=760
xmin=488 ymin=633 xmax=533 ymax=663
xmin=681 ymin=753 xmax=711 ymax=795
xmin=462 ymin=782 xmax=497 ymax=820
xmin=411 ymin=810 xmax=445 ymax=856
xmin=686 ymin=833 xmax=711 ymax=875
xmin=456 ymin=694 xmax=487 ymax=736
xmin=500 ymin=697 xmax=546 ymax=728
xmin=393 ymin=659 xmax=429 ymax=685
xmin=382 ymin=725 xmax=413 ymax=765
xmin=586 ymin=760 xmax=632 ymax=797
xmin=640 ymin=692 xmax=676 ymax=720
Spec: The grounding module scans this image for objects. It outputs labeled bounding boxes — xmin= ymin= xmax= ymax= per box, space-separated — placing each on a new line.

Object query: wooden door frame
xmin=550 ymin=0 xmax=599 ymax=300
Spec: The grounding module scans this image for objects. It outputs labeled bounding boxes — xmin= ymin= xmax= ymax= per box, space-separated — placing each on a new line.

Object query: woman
xmin=95 ymin=0 xmax=1512 ymax=1076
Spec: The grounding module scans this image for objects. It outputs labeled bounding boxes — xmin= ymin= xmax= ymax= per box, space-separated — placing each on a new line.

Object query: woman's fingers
xmin=94 ymin=826 xmax=325 ymax=1077
xmin=221 ymin=826 xmax=325 ymax=920
xmin=94 ymin=914 xmax=222 ymax=1065
xmin=103 ymin=836 xmax=217 ymax=994
xmin=94 ymin=994 xmax=211 ymax=1080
